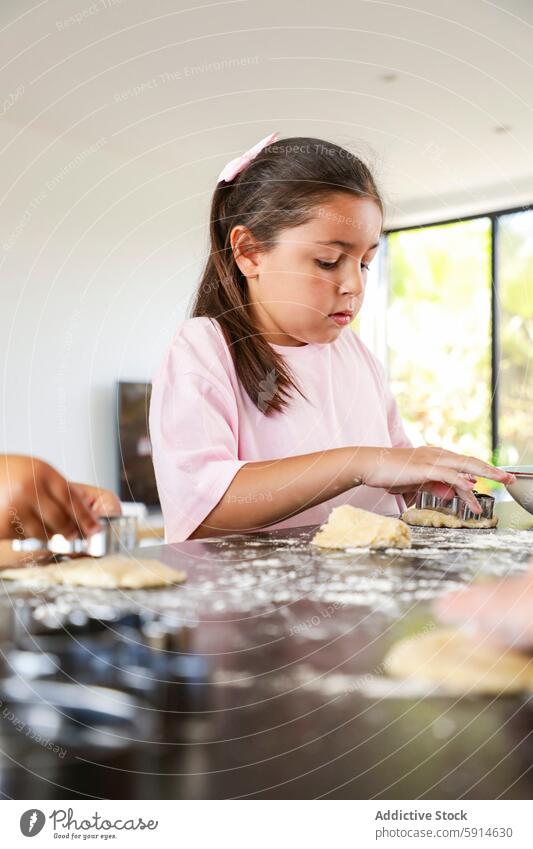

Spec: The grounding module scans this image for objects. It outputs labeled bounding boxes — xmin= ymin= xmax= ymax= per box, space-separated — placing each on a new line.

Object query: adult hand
xmin=0 ymin=455 xmax=102 ymax=540
xmin=433 ymin=558 xmax=533 ymax=651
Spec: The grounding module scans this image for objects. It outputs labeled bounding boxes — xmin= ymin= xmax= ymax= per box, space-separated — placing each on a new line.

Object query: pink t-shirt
xmin=149 ymin=316 xmax=413 ymax=542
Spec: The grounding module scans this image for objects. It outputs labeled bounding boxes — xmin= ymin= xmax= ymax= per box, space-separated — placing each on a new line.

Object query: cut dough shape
xmin=384 ymin=627 xmax=533 ymax=695
xmin=0 ymin=555 xmax=186 ymax=589
xmin=312 ymin=505 xmax=411 ymax=549
xmin=402 ymin=507 xmax=497 ymax=529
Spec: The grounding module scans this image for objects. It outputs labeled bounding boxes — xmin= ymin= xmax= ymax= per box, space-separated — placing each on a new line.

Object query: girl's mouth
xmin=328 ymin=312 xmax=353 ymax=326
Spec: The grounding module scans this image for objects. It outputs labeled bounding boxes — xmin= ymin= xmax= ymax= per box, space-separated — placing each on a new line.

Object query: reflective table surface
xmin=0 ymin=503 xmax=531 ymax=799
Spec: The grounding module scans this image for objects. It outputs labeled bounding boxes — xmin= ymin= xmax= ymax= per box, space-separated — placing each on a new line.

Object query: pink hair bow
xmin=217 ymin=131 xmax=280 ymax=183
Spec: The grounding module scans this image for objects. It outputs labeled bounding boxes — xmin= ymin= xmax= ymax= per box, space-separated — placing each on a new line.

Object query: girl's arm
xmin=189 ymin=446 xmax=514 ymax=539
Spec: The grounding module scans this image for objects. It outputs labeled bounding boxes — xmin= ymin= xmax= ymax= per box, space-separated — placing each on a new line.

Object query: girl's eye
xmin=315 ymin=258 xmax=371 ymax=271
xmin=315 ymin=259 xmax=340 ymax=270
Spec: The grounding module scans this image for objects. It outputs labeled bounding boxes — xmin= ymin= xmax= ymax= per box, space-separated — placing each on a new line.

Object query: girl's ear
xmin=229 ymin=225 xmax=261 ymax=279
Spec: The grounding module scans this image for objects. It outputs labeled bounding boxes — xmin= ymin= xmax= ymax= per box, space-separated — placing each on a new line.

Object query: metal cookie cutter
xmin=415 ymin=490 xmax=495 ymax=522
xmin=11 ymin=515 xmax=138 ymax=559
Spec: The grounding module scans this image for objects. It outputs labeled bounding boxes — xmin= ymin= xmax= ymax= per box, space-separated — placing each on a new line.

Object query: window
xmin=387 ymin=218 xmax=492 ymax=458
xmin=381 ymin=206 xmax=532 ymax=466
xmin=498 ymin=210 xmax=533 ymax=465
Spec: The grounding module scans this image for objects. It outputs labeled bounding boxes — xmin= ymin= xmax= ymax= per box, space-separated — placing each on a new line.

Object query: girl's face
xmin=242 ymin=192 xmax=383 ymax=346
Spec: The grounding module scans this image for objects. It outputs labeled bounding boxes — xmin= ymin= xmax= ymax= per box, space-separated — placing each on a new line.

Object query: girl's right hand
xmin=356 ymin=446 xmax=516 ymax=514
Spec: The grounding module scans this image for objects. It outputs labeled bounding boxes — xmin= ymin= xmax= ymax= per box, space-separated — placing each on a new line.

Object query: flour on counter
xmin=0 ymin=525 xmax=530 ymax=623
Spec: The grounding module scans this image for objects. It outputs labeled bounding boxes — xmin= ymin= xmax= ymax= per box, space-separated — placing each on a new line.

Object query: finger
xmin=36 ymin=498 xmax=81 ymax=539
xmin=47 ymin=476 xmax=100 ymax=537
xmin=390 ymin=482 xmax=458 ymax=501
xmin=423 ymin=466 xmax=476 ymax=491
xmin=65 ymin=485 xmax=101 ymax=537
xmin=13 ymin=504 xmax=72 ymax=539
xmin=441 ymin=453 xmax=516 ymax=484
xmin=453 ymin=484 xmax=483 ymax=515
xmin=433 ymin=580 xmax=533 ymax=651
xmin=423 ymin=467 xmax=482 ymax=514
xmin=421 ymin=481 xmax=457 ymax=501
xmin=71 ymin=483 xmax=122 ymax=518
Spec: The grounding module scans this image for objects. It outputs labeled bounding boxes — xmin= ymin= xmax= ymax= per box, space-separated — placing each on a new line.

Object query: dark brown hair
xmin=190 ymin=136 xmax=384 ymax=415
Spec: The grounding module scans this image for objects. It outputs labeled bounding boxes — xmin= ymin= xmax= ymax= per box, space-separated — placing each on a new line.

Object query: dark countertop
xmin=0 ymin=507 xmax=532 ymax=800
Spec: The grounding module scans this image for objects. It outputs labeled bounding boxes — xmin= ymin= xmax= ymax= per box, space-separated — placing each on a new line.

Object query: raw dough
xmin=312 ymin=505 xmax=411 ymax=549
xmin=0 ymin=555 xmax=186 ymax=589
xmin=402 ymin=506 xmax=497 ymax=529
xmin=384 ymin=627 xmax=533 ymax=695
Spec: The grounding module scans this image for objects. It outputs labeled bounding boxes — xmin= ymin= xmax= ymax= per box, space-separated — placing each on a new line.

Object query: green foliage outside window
xmin=386 ymin=210 xmax=532 ymax=476
xmin=498 ymin=210 xmax=533 ymax=465
xmin=387 ymin=218 xmax=492 ymax=460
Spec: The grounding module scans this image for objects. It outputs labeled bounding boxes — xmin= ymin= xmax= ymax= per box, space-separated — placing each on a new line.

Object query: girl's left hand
xmin=398 ymin=478 xmax=478 ymax=507
xmin=387 ymin=445 xmax=478 ymax=505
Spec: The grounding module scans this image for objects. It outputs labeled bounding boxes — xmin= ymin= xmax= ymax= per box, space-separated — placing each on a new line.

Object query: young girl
xmin=149 ymin=133 xmax=514 ymax=542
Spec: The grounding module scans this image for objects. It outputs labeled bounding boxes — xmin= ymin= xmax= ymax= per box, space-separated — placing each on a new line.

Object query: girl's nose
xmin=339 ymin=271 xmax=364 ymax=296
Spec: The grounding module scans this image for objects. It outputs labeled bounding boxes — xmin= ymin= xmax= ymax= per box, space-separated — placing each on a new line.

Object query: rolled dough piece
xmin=312 ymin=505 xmax=411 ymax=549
xmin=384 ymin=627 xmax=533 ymax=695
xmin=402 ymin=507 xmax=497 ymax=529
xmin=0 ymin=555 xmax=186 ymax=589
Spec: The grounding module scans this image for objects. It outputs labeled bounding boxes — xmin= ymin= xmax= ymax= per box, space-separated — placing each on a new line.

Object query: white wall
xmin=1 ymin=128 xmax=209 ymax=490
xmin=1 ymin=0 xmax=532 ymax=492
